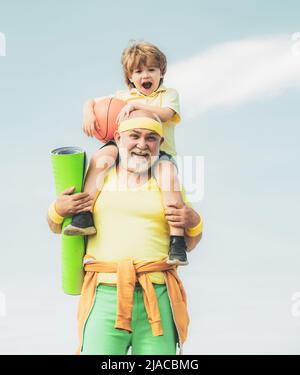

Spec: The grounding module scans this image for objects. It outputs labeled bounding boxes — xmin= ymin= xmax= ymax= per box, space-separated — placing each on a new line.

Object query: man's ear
xmin=159 ymin=137 xmax=164 ymax=145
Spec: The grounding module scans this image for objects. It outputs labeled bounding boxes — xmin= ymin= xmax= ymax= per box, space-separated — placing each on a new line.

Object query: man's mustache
xmin=130 ymin=150 xmax=151 ymax=157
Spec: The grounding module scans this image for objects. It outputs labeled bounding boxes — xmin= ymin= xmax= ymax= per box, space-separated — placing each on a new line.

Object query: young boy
xmin=64 ymin=41 xmax=188 ymax=265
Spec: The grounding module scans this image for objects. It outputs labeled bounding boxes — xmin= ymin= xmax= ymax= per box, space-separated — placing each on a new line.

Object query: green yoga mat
xmin=51 ymin=146 xmax=87 ymax=295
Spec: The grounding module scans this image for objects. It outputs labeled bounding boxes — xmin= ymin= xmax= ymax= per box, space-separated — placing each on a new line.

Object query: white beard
xmin=119 ymin=147 xmax=159 ymax=174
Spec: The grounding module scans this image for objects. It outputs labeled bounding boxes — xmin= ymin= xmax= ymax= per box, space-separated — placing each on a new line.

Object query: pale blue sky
xmin=0 ymin=0 xmax=300 ymax=354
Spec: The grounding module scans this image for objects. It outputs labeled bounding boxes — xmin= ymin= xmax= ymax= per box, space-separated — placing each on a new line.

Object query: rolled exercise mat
xmin=51 ymin=146 xmax=86 ymax=295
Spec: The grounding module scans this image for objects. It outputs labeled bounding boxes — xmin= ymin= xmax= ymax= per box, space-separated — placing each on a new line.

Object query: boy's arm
xmin=118 ymin=88 xmax=181 ymax=123
xmin=83 ymin=99 xmax=96 ymax=137
xmin=83 ymin=95 xmax=113 ymax=137
xmin=139 ymin=87 xmax=180 ymax=123
xmin=130 ymin=103 xmax=175 ymax=123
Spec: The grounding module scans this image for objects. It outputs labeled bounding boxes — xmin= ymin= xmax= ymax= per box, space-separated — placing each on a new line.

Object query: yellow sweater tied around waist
xmin=76 ymin=255 xmax=190 ymax=355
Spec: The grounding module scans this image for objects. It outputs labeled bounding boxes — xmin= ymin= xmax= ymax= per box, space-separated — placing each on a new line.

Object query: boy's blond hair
xmin=121 ymin=41 xmax=167 ymax=88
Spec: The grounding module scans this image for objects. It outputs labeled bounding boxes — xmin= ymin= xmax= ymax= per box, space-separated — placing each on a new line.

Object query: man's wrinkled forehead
xmin=126 ymin=129 xmax=160 ymax=138
xmin=120 ymin=129 xmax=161 ymax=140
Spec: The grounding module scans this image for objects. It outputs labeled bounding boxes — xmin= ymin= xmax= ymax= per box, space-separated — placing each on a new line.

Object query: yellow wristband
xmin=48 ymin=201 xmax=64 ymax=224
xmin=185 ymin=216 xmax=203 ymax=237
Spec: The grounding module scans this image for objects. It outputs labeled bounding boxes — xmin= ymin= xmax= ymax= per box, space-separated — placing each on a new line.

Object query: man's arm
xmin=47 ymin=213 xmax=62 ymax=234
xmin=184 ymin=207 xmax=202 ymax=252
xmin=47 ymin=187 xmax=93 ymax=234
xmin=185 ymin=233 xmax=202 ymax=252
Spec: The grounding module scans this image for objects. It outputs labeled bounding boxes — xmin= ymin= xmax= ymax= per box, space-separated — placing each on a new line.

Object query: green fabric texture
xmin=51 ymin=147 xmax=86 ymax=295
xmin=81 ymin=284 xmax=177 ymax=355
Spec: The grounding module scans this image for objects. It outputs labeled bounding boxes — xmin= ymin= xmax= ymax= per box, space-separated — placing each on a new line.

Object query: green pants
xmin=81 ymin=283 xmax=177 ymax=355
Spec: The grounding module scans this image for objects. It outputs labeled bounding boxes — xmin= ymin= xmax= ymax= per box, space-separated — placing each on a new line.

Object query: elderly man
xmin=48 ymin=110 xmax=203 ymax=355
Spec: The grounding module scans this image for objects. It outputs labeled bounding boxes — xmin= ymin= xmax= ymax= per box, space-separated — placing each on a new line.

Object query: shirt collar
xmin=130 ymin=84 xmax=166 ymax=97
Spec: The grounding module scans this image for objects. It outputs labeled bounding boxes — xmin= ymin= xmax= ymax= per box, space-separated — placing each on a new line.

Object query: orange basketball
xmin=93 ymin=97 xmax=127 ymax=142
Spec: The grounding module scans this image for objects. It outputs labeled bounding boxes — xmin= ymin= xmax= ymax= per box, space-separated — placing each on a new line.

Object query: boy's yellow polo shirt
xmin=86 ymin=166 xmax=188 ymax=285
xmin=95 ymin=85 xmax=181 ymax=156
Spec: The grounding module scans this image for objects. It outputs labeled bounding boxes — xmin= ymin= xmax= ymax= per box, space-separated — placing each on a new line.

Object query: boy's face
xmin=129 ymin=64 xmax=163 ymax=96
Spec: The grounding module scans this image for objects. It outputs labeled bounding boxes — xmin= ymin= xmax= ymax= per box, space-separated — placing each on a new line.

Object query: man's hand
xmin=83 ymin=100 xmax=97 ymax=137
xmin=116 ymin=103 xmax=137 ymax=124
xmin=164 ymin=203 xmax=200 ymax=229
xmin=55 ymin=187 xmax=94 ymax=217
xmin=165 ymin=203 xmax=202 ymax=252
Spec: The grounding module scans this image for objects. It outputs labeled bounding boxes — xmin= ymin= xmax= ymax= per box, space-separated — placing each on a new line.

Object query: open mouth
xmin=142 ymin=81 xmax=152 ymax=90
xmin=131 ymin=152 xmax=150 ymax=159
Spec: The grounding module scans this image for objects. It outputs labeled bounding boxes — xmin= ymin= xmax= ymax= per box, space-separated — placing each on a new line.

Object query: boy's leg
xmin=154 ymin=159 xmax=188 ymax=265
xmin=83 ymin=144 xmax=118 ymax=205
xmin=131 ymin=284 xmax=177 ymax=355
xmin=81 ymin=284 xmax=132 ymax=355
xmin=64 ymin=143 xmax=118 ymax=236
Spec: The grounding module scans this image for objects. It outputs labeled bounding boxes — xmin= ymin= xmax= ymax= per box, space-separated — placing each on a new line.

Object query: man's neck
xmin=116 ymin=163 xmax=151 ymax=189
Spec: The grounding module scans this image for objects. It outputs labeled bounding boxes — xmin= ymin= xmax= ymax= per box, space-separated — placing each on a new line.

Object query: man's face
xmin=116 ymin=128 xmax=162 ymax=174
xmin=129 ymin=64 xmax=162 ymax=96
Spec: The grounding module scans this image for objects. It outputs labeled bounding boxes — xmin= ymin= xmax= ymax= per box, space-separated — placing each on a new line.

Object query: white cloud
xmin=166 ymin=34 xmax=300 ymax=119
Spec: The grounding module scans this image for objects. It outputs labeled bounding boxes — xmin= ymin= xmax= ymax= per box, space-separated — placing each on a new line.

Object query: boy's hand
xmin=83 ymin=100 xmax=97 ymax=137
xmin=83 ymin=114 xmax=97 ymax=137
xmin=116 ymin=103 xmax=136 ymax=124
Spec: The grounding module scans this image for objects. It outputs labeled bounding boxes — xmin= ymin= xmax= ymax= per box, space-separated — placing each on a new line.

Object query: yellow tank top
xmin=86 ymin=167 xmax=170 ymax=284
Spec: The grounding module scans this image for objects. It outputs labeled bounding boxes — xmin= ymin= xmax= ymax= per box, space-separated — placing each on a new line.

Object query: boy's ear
xmin=114 ymin=131 xmax=121 ymax=145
